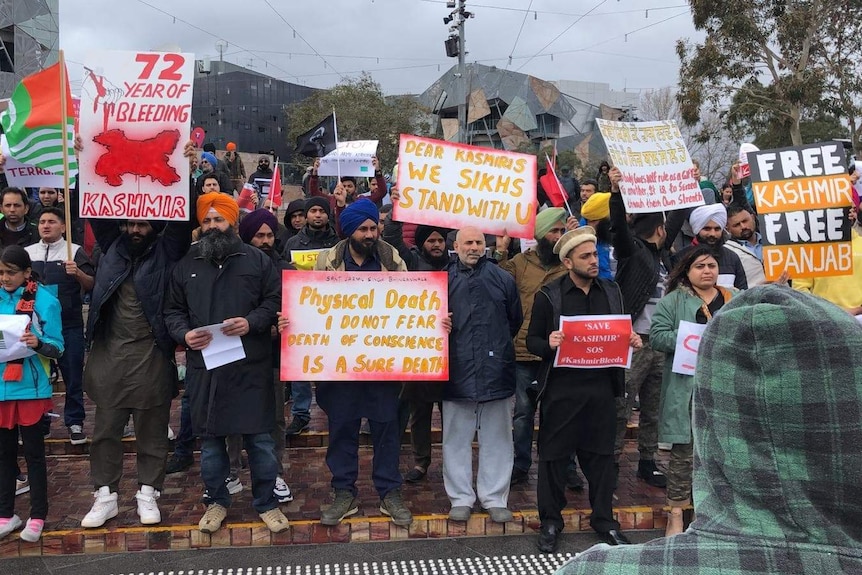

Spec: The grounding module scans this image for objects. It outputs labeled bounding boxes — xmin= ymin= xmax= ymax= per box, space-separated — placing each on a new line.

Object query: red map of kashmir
xmin=93 ymin=129 xmax=181 ymax=186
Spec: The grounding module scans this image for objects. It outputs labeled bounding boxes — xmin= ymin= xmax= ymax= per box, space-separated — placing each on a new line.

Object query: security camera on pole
xmin=443 ymin=0 xmax=474 ymax=144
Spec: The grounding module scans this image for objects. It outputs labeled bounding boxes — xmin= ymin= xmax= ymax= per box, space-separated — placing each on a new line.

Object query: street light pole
xmin=456 ymin=0 xmax=467 ymax=144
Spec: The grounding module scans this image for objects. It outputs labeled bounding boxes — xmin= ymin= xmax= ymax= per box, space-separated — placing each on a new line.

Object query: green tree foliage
xmin=676 ymin=0 xmax=853 ymax=146
xmin=285 ymin=73 xmax=431 ymax=174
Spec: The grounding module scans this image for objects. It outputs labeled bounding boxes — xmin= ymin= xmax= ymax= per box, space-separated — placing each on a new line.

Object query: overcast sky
xmin=60 ymin=0 xmax=699 ymax=98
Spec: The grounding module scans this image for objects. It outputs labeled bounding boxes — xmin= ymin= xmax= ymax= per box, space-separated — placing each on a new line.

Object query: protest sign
xmin=553 ymin=314 xmax=633 ymax=369
xmin=394 ymin=135 xmax=537 ymax=238
xmin=1 ymin=135 xmax=72 ymax=189
xmin=671 ymin=320 xmax=707 ymax=376
xmin=281 ymin=271 xmax=449 ymax=381
xmin=289 ymin=249 xmax=324 ymax=271
xmin=317 ymin=140 xmax=378 ymax=178
xmin=738 ymin=142 xmax=759 ymax=179
xmin=596 ymin=119 xmax=703 ymax=213
xmin=750 ymin=142 xmax=854 ymax=281
xmin=78 ymin=50 xmax=194 ymax=221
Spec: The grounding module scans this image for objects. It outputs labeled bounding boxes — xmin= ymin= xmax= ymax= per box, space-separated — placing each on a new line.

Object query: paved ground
xmin=2 ymin=531 xmax=664 ymax=575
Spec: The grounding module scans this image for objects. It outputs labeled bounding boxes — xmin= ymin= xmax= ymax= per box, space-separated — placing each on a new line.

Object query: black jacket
xmin=87 ymin=218 xmax=192 ymax=353
xmin=383 ymin=215 xmax=449 ymax=271
xmin=609 ymin=192 xmax=674 ymax=323
xmin=164 ymin=239 xmax=281 ymax=436
xmin=528 ymin=275 xmax=626 ymax=399
xmin=282 ymin=224 xmax=340 ymax=256
xmin=446 ymin=256 xmax=522 ymax=403
xmin=194 ymin=170 xmax=233 ymax=197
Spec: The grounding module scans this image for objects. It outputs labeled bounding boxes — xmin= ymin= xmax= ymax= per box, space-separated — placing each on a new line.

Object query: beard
xmin=594 ymin=219 xmax=612 ymax=244
xmin=422 ymin=248 xmax=450 ymax=269
xmin=735 ymin=228 xmax=754 ymax=241
xmin=199 ymin=227 xmax=237 ymax=263
xmin=697 ymin=233 xmax=725 ymax=251
xmin=122 ymin=230 xmax=156 ymax=259
xmin=535 ymin=237 xmax=559 ymax=267
xmin=349 ymin=236 xmax=377 ymax=258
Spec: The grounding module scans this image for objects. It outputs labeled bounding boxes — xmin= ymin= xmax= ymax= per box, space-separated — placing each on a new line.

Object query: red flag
xmin=539 ymin=154 xmax=569 ymax=207
xmin=268 ymin=160 xmax=282 ymax=207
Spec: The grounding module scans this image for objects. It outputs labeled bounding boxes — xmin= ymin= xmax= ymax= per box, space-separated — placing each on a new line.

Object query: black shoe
xmin=637 ymin=459 xmax=667 ymax=488
xmin=165 ymin=454 xmax=194 ymax=474
xmin=285 ymin=416 xmax=310 ymax=436
xmin=537 ymin=524 xmax=562 ymax=553
xmin=405 ymin=467 xmax=427 ymax=483
xmin=598 ymin=529 xmax=631 ymax=546
xmin=565 ymin=467 xmax=584 ymax=491
xmin=510 ymin=467 xmax=528 ymax=486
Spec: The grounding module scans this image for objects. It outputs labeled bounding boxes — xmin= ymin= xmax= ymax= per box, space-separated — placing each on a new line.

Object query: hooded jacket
xmin=556 ymin=285 xmax=862 ymax=574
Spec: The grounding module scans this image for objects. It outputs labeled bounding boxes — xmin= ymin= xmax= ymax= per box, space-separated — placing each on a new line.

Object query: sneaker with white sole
xmin=225 ymin=475 xmax=242 ymax=495
xmin=19 ymin=518 xmax=44 ymax=542
xmin=81 ymin=486 xmax=118 ymax=528
xmin=15 ymin=474 xmax=29 ymax=496
xmin=274 ymin=476 xmax=293 ymax=503
xmin=69 ymin=424 xmax=87 ymax=445
xmin=135 ymin=485 xmax=161 ymax=525
xmin=259 ymin=508 xmax=290 ymax=533
xmin=198 ymin=503 xmax=227 ymax=534
xmin=0 ymin=515 xmax=22 ymax=538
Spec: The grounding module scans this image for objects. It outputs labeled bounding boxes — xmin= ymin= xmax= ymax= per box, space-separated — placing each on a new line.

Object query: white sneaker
xmin=274 ymin=476 xmax=293 ymax=503
xmin=226 ymin=475 xmax=243 ymax=495
xmin=167 ymin=426 xmax=175 ymax=440
xmin=19 ymin=518 xmax=44 ymax=542
xmin=135 ymin=485 xmax=161 ymax=525
xmin=15 ymin=474 xmax=29 ymax=496
xmin=81 ymin=486 xmax=118 ymax=528
xmin=0 ymin=515 xmax=22 ymax=538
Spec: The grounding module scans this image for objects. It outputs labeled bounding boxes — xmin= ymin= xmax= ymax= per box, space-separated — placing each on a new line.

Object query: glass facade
xmin=0 ymin=0 xmax=59 ymax=97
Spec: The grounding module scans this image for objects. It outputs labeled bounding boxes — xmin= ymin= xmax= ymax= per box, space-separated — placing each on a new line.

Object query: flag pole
xmin=58 ymin=50 xmax=73 ymax=262
xmin=332 ymin=107 xmax=341 ymax=182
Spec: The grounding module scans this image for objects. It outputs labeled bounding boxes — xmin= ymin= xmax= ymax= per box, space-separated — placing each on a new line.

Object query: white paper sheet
xmin=197 ymin=322 xmax=246 ymax=370
xmin=671 ymin=320 xmax=707 ymax=376
xmin=0 ymin=315 xmax=36 ymax=364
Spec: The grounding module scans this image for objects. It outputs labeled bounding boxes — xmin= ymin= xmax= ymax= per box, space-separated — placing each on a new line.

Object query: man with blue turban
xmin=310 ymin=198 xmax=413 ymax=527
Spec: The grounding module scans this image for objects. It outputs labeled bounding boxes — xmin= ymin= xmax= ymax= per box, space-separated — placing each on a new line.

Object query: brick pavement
xmin=1 ymin=392 xmax=671 ymax=558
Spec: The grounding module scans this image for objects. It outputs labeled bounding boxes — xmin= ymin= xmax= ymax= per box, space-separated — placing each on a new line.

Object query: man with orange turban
xmin=164 ymin=192 xmax=289 ymax=535
xmin=223 ymin=143 xmax=246 ymax=194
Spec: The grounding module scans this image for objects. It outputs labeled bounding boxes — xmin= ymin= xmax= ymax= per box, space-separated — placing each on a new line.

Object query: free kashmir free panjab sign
xmin=394 ymin=135 xmax=537 ymax=239
xmin=280 ymin=271 xmax=449 ymax=382
xmin=749 ymin=142 xmax=854 ymax=281
xmin=78 ymin=50 xmax=194 ymax=221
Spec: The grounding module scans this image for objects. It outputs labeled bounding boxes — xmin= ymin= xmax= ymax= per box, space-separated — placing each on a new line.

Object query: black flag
xmin=294 ymin=113 xmax=337 ymax=157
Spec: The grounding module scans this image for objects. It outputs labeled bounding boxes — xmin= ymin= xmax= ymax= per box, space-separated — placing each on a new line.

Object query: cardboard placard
xmin=78 ymin=50 xmax=194 ymax=221
xmin=596 ymin=119 xmax=704 ymax=213
xmin=749 ymin=142 xmax=854 ymax=281
xmin=394 ymin=135 xmax=537 ymax=239
xmin=317 ymin=140 xmax=378 ymax=178
xmin=280 ymin=271 xmax=449 ymax=381
xmin=553 ymin=314 xmax=633 ymax=369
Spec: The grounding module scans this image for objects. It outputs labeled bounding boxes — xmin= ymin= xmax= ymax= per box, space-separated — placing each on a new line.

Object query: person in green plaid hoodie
xmin=556 ymin=285 xmax=862 ymax=574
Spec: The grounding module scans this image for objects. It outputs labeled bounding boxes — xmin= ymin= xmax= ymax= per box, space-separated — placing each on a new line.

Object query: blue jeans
xmin=513 ymin=362 xmax=540 ymax=473
xmin=59 ymin=325 xmax=86 ymax=427
xmin=173 ymin=391 xmax=194 ymax=459
xmin=201 ymin=433 xmax=278 ymax=513
xmin=290 ymin=382 xmax=312 ymax=419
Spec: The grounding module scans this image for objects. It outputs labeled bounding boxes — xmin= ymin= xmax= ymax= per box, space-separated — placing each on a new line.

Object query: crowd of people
xmin=0 ymin=140 xmax=857 ymax=568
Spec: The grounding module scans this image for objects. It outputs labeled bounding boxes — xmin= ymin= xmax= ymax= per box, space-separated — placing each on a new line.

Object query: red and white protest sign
xmin=395 ymin=135 xmax=537 ymax=239
xmin=281 ymin=271 xmax=449 ymax=382
xmin=671 ymin=320 xmax=707 ymax=376
xmin=78 ymin=50 xmax=194 ymax=221
xmin=553 ymin=314 xmax=633 ymax=369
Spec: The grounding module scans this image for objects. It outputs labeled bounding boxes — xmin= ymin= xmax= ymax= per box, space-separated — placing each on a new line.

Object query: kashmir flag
xmin=0 ymin=62 xmax=78 ymax=177
xmin=267 ymin=160 xmax=282 ymax=208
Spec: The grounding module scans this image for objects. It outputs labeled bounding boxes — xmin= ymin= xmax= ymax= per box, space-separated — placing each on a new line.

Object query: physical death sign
xmin=749 ymin=142 xmax=854 ymax=281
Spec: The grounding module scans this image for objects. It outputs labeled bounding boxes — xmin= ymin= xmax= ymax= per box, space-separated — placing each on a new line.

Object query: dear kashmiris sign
xmin=750 ymin=142 xmax=854 ymax=281
xmin=78 ymin=50 xmax=194 ymax=221
xmin=394 ymin=135 xmax=537 ymax=239
xmin=596 ymin=119 xmax=704 ymax=214
xmin=281 ymin=271 xmax=449 ymax=382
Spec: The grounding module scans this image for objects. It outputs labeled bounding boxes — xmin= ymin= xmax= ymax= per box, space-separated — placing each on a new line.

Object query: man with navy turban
xmin=308 ymin=198 xmax=414 ymax=527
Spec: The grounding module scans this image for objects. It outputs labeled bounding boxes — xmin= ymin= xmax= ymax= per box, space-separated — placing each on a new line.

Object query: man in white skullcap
xmin=672 ymin=204 xmax=748 ymax=290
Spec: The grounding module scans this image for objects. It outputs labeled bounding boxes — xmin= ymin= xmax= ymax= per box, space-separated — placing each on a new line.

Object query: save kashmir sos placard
xmin=78 ymin=50 xmax=194 ymax=221
xmin=553 ymin=314 xmax=633 ymax=369
xmin=281 ymin=271 xmax=449 ymax=382
xmin=395 ymin=135 xmax=537 ymax=239
xmin=749 ymin=142 xmax=854 ymax=281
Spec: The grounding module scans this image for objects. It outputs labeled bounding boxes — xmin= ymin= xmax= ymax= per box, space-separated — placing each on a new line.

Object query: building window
xmin=535 ymin=114 xmax=560 ymax=137
xmin=0 ymin=27 xmax=14 ymax=73
xmin=251 ymin=106 xmax=258 ymax=113
xmin=239 ymin=105 xmax=246 ymax=111
xmin=258 ymin=126 xmax=266 ymax=133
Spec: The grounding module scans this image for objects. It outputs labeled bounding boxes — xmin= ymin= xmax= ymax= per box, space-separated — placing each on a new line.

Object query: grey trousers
xmin=227 ymin=368 xmax=286 ymax=476
xmin=615 ymin=337 xmax=664 ymax=460
xmin=90 ymin=402 xmax=171 ymax=492
xmin=442 ymin=398 xmax=513 ymax=509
